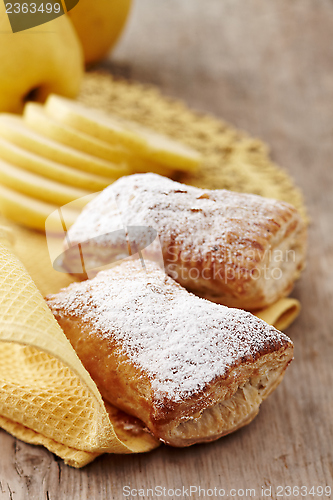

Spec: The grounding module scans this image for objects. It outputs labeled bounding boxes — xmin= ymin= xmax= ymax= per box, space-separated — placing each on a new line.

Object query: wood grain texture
xmin=1 ymin=0 xmax=332 ymax=498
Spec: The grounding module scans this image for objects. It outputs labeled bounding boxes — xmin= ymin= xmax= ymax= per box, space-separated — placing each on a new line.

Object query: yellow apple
xmin=67 ymin=0 xmax=132 ymax=65
xmin=0 ymin=4 xmax=84 ymax=113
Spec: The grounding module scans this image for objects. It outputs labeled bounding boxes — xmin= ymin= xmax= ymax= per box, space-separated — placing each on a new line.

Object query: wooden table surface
xmin=1 ymin=1 xmax=332 ymax=498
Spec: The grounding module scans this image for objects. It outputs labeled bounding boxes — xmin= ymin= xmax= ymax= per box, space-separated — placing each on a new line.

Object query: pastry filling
xmin=168 ymin=367 xmax=282 ymax=444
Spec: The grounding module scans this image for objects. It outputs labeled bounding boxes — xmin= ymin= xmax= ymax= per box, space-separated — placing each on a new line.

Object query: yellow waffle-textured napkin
xmin=0 ymin=234 xmax=159 ymax=468
xmin=254 ymin=298 xmax=301 ymax=332
xmin=0 ymin=217 xmax=300 ymax=467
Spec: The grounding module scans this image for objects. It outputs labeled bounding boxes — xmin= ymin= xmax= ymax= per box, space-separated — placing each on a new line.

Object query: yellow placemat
xmin=0 ymin=73 xmax=306 ymax=467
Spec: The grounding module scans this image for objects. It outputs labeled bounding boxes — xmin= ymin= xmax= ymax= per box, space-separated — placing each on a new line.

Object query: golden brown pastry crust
xmin=46 ymin=259 xmax=293 ymax=446
xmin=63 ymin=173 xmax=306 ymax=311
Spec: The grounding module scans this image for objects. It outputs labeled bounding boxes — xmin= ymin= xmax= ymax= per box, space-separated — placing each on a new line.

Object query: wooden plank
xmin=1 ymin=0 xmax=332 ymax=498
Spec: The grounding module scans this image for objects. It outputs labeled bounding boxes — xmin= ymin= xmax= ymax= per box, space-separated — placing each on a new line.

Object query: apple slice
xmin=45 ymin=95 xmax=201 ymax=172
xmin=23 ymin=104 xmax=176 ymax=176
xmin=0 ymin=184 xmax=79 ymax=232
xmin=0 ymin=114 xmax=128 ymax=178
xmin=0 ymin=137 xmax=113 ymax=191
xmin=45 ymin=95 xmax=146 ymax=151
xmin=126 ymin=121 xmax=201 ymax=172
xmin=24 ymin=102 xmax=137 ymax=166
xmin=0 ymin=158 xmax=95 ymax=207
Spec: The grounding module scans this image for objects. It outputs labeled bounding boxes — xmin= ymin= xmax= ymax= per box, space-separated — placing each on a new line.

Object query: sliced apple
xmin=24 ymin=104 xmax=177 ymax=176
xmin=0 ymin=137 xmax=114 ymax=191
xmin=0 ymin=184 xmax=79 ymax=232
xmin=45 ymin=95 xmax=201 ymax=171
xmin=24 ymin=102 xmax=136 ymax=167
xmin=45 ymin=95 xmax=146 ymax=151
xmin=127 ymin=121 xmax=201 ymax=172
xmin=0 ymin=114 xmax=128 ymax=178
xmin=0 ymin=158 xmax=95 ymax=207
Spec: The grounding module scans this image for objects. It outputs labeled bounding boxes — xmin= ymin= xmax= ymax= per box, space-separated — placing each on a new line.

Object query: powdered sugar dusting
xmin=47 ymin=260 xmax=291 ymax=403
xmin=68 ymin=173 xmax=295 ymax=248
xmin=66 ymin=173 xmax=300 ymax=277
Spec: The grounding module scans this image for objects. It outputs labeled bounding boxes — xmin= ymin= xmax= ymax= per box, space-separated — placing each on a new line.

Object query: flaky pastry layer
xmin=47 ymin=260 xmax=293 ymax=446
xmin=63 ymin=173 xmax=306 ymax=310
